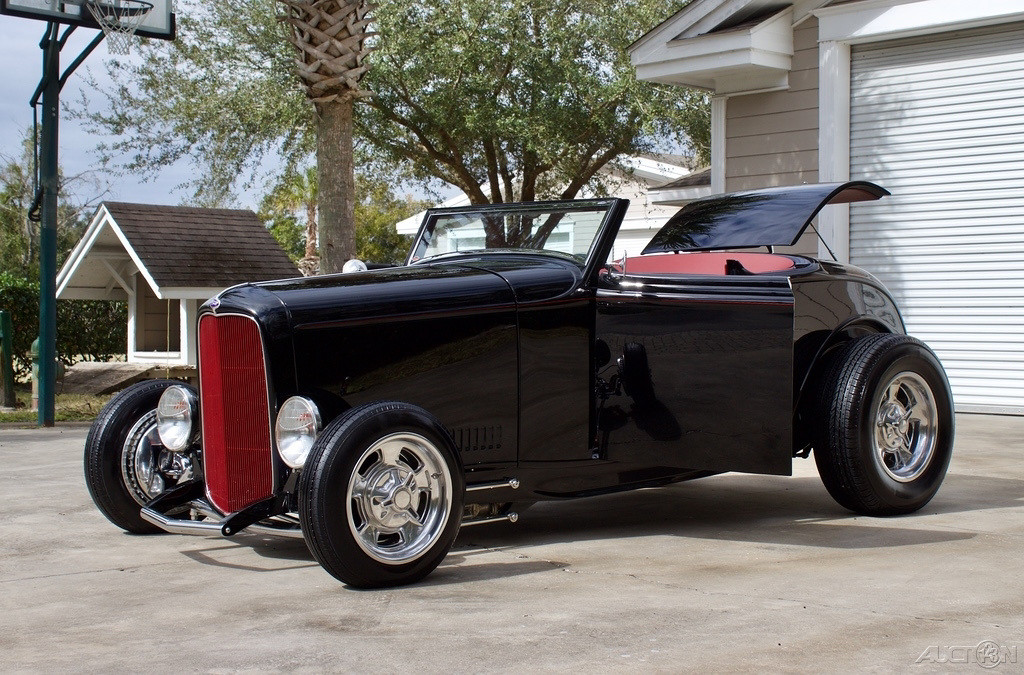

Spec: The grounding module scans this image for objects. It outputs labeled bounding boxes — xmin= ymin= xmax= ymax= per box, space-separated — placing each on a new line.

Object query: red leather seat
xmin=621 ymin=252 xmax=795 ymax=276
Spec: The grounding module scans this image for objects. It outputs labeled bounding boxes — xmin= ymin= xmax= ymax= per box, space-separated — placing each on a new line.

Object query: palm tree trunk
xmin=316 ymin=98 xmax=356 ymax=272
xmin=279 ymin=0 xmax=373 ymax=275
xmin=304 ymin=193 xmax=317 ymax=259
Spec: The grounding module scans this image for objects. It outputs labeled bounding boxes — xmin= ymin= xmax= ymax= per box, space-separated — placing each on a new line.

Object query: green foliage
xmin=1 ymin=136 xmax=102 ymax=279
xmin=266 ymin=215 xmax=306 ymax=261
xmin=0 ymin=273 xmax=34 ymax=379
xmin=1 ymin=139 xmax=124 ymax=380
xmin=259 ymin=168 xmax=426 ymax=265
xmin=75 ymin=0 xmax=314 ymax=204
xmin=73 ymin=0 xmax=707 ymax=206
xmin=259 ymin=166 xmax=318 ymax=259
xmin=0 ymin=153 xmax=34 ymax=276
xmin=0 ymin=272 xmax=127 ymax=380
xmin=361 ymin=0 xmax=709 ymax=202
xmin=354 ymin=174 xmax=427 ymax=264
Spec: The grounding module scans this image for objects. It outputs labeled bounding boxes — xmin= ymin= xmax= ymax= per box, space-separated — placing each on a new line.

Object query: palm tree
xmin=277 ymin=0 xmax=374 ymax=274
xmin=262 ymin=166 xmax=319 ymax=272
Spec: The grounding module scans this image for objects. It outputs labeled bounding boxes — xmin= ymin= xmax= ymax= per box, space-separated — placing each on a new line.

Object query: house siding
xmin=725 ymin=17 xmax=819 ymax=190
xmin=725 ymin=16 xmax=820 ymax=253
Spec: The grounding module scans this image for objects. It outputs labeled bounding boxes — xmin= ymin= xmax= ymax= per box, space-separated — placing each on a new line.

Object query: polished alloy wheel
xmin=346 ymin=432 xmax=453 ymax=564
xmin=121 ymin=410 xmax=194 ymax=505
xmin=872 ymin=371 xmax=938 ymax=483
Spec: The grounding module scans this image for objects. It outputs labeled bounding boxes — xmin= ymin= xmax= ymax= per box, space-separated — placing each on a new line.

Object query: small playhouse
xmin=57 ymin=202 xmax=298 ymax=368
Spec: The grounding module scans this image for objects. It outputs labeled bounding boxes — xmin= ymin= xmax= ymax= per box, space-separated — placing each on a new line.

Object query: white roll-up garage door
xmin=849 ymin=23 xmax=1024 ymax=414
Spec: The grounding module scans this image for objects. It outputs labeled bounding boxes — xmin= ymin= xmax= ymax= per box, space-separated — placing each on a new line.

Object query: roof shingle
xmin=103 ymin=202 xmax=298 ymax=288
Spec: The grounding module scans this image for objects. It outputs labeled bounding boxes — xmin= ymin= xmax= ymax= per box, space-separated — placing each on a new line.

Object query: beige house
xmin=631 ymin=0 xmax=1024 ymax=413
xmin=57 ymin=202 xmax=298 ymax=367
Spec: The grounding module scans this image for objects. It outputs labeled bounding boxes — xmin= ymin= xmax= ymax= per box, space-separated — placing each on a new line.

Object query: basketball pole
xmin=31 ymin=23 xmax=103 ymax=427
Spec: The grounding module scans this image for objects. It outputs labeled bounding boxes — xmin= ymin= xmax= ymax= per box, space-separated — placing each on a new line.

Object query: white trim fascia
xmin=811 ymin=0 xmax=1024 ymax=262
xmin=56 ymin=205 xmax=111 ymax=298
xmin=792 ymin=0 xmax=829 ymax=27
xmin=818 ymin=40 xmax=851 ymax=262
xmin=181 ymin=299 xmax=198 ymax=367
xmin=127 ymin=274 xmax=137 ymax=358
xmin=614 ymin=156 xmax=689 ymax=182
xmin=635 ymin=8 xmax=794 ymax=94
xmin=157 ymin=287 xmax=223 ymax=300
xmin=711 ymin=96 xmax=727 ymax=195
xmin=649 ymin=185 xmax=715 ymax=205
xmin=681 ymin=0 xmax=764 ymax=40
xmin=54 ymin=288 xmax=130 ymax=301
xmin=129 ymin=351 xmax=185 ymax=365
xmin=102 ymin=218 xmax=163 ymax=300
xmin=815 ymin=0 xmax=1024 ymax=44
xmin=56 ymin=203 xmax=163 ymax=300
xmin=628 ymin=0 xmax=725 ymax=55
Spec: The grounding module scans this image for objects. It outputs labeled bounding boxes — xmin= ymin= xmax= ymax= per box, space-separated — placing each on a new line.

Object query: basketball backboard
xmin=0 ymin=0 xmax=174 ymax=40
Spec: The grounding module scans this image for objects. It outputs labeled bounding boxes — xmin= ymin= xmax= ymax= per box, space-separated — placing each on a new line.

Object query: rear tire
xmin=813 ymin=334 xmax=954 ymax=515
xmin=299 ymin=402 xmax=464 ymax=588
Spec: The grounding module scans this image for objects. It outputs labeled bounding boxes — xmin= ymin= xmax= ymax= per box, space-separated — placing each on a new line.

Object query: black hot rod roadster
xmin=84 ymin=181 xmax=954 ymax=588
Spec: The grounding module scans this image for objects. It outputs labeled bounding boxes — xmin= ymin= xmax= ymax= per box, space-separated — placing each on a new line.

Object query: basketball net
xmin=86 ymin=0 xmax=153 ymax=55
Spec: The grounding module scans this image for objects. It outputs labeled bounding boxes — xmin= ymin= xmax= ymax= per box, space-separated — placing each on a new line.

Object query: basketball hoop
xmin=85 ymin=0 xmax=154 ymax=54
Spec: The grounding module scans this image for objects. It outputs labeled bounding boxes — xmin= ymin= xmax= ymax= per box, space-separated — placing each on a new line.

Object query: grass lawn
xmin=0 ymin=384 xmax=110 ymax=424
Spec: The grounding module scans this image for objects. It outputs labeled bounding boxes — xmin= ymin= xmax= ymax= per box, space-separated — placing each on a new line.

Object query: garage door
xmin=849 ymin=23 xmax=1024 ymax=414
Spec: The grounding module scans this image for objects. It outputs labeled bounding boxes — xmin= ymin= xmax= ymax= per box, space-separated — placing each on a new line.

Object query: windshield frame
xmin=405 ymin=198 xmax=627 ymax=272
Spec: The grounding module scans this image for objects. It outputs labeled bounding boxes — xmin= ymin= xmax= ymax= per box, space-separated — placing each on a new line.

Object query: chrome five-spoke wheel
xmin=347 ymin=432 xmax=453 ymax=564
xmin=299 ymin=402 xmax=464 ymax=588
xmin=813 ymin=334 xmax=954 ymax=516
xmin=121 ymin=410 xmax=195 ymax=505
xmin=872 ymin=371 xmax=938 ymax=483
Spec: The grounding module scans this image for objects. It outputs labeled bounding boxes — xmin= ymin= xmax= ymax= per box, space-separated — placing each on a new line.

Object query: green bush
xmin=0 ymin=271 xmax=127 ymax=380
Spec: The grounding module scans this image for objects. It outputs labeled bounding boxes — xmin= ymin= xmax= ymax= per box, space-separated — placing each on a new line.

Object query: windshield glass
xmin=409 ymin=201 xmax=617 ymax=264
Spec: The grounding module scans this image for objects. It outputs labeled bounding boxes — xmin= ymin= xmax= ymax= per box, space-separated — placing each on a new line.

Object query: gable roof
xmin=630 ymin=0 xmax=827 ymax=94
xmin=58 ymin=202 xmax=298 ymax=301
xmin=102 ymin=202 xmax=297 ymax=287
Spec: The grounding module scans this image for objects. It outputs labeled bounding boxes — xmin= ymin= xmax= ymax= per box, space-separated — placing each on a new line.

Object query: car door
xmin=594 ymin=272 xmax=795 ymax=475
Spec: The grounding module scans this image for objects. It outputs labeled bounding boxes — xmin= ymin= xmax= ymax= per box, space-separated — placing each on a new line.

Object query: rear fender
xmin=792 ymin=317 xmax=896 ymax=455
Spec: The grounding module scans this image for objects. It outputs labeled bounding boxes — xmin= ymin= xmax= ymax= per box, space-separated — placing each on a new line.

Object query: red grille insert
xmin=199 ymin=314 xmax=274 ymax=514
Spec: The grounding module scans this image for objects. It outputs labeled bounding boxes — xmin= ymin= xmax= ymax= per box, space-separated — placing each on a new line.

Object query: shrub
xmin=0 ymin=272 xmax=127 ymax=380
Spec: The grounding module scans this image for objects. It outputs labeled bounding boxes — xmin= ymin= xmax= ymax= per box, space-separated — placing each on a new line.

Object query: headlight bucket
xmin=275 ymin=396 xmax=321 ymax=469
xmin=156 ymin=385 xmax=198 ymax=452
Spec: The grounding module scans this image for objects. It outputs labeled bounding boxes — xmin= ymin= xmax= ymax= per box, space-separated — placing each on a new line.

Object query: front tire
xmin=813 ymin=334 xmax=954 ymax=515
xmin=84 ymin=379 xmax=197 ymax=533
xmin=299 ymin=402 xmax=464 ymax=588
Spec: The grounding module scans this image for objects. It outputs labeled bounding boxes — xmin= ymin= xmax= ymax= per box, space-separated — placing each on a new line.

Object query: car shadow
xmin=454 ymin=472 xmax=1024 ymax=553
xmin=179 ymin=536 xmax=317 ymax=573
xmin=169 ymin=472 xmax=1024 ymax=585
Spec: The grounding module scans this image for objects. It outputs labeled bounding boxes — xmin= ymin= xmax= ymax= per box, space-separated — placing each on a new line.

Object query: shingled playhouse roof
xmin=104 ymin=202 xmax=298 ymax=287
xmin=58 ymin=202 xmax=299 ymax=301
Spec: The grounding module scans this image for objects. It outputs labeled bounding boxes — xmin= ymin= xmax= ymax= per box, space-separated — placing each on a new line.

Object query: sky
xmin=0 ymin=15 xmax=259 ymax=210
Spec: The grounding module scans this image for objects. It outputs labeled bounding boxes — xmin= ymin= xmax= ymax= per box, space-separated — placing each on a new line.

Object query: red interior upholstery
xmin=621 ymin=252 xmax=795 ymax=276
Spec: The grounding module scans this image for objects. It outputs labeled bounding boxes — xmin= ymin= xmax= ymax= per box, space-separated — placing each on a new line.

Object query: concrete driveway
xmin=1 ymin=414 xmax=1021 ymax=672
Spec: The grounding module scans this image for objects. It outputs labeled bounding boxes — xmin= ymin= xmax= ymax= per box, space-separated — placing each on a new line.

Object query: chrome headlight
xmin=275 ymin=396 xmax=321 ymax=468
xmin=156 ymin=385 xmax=198 ymax=452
